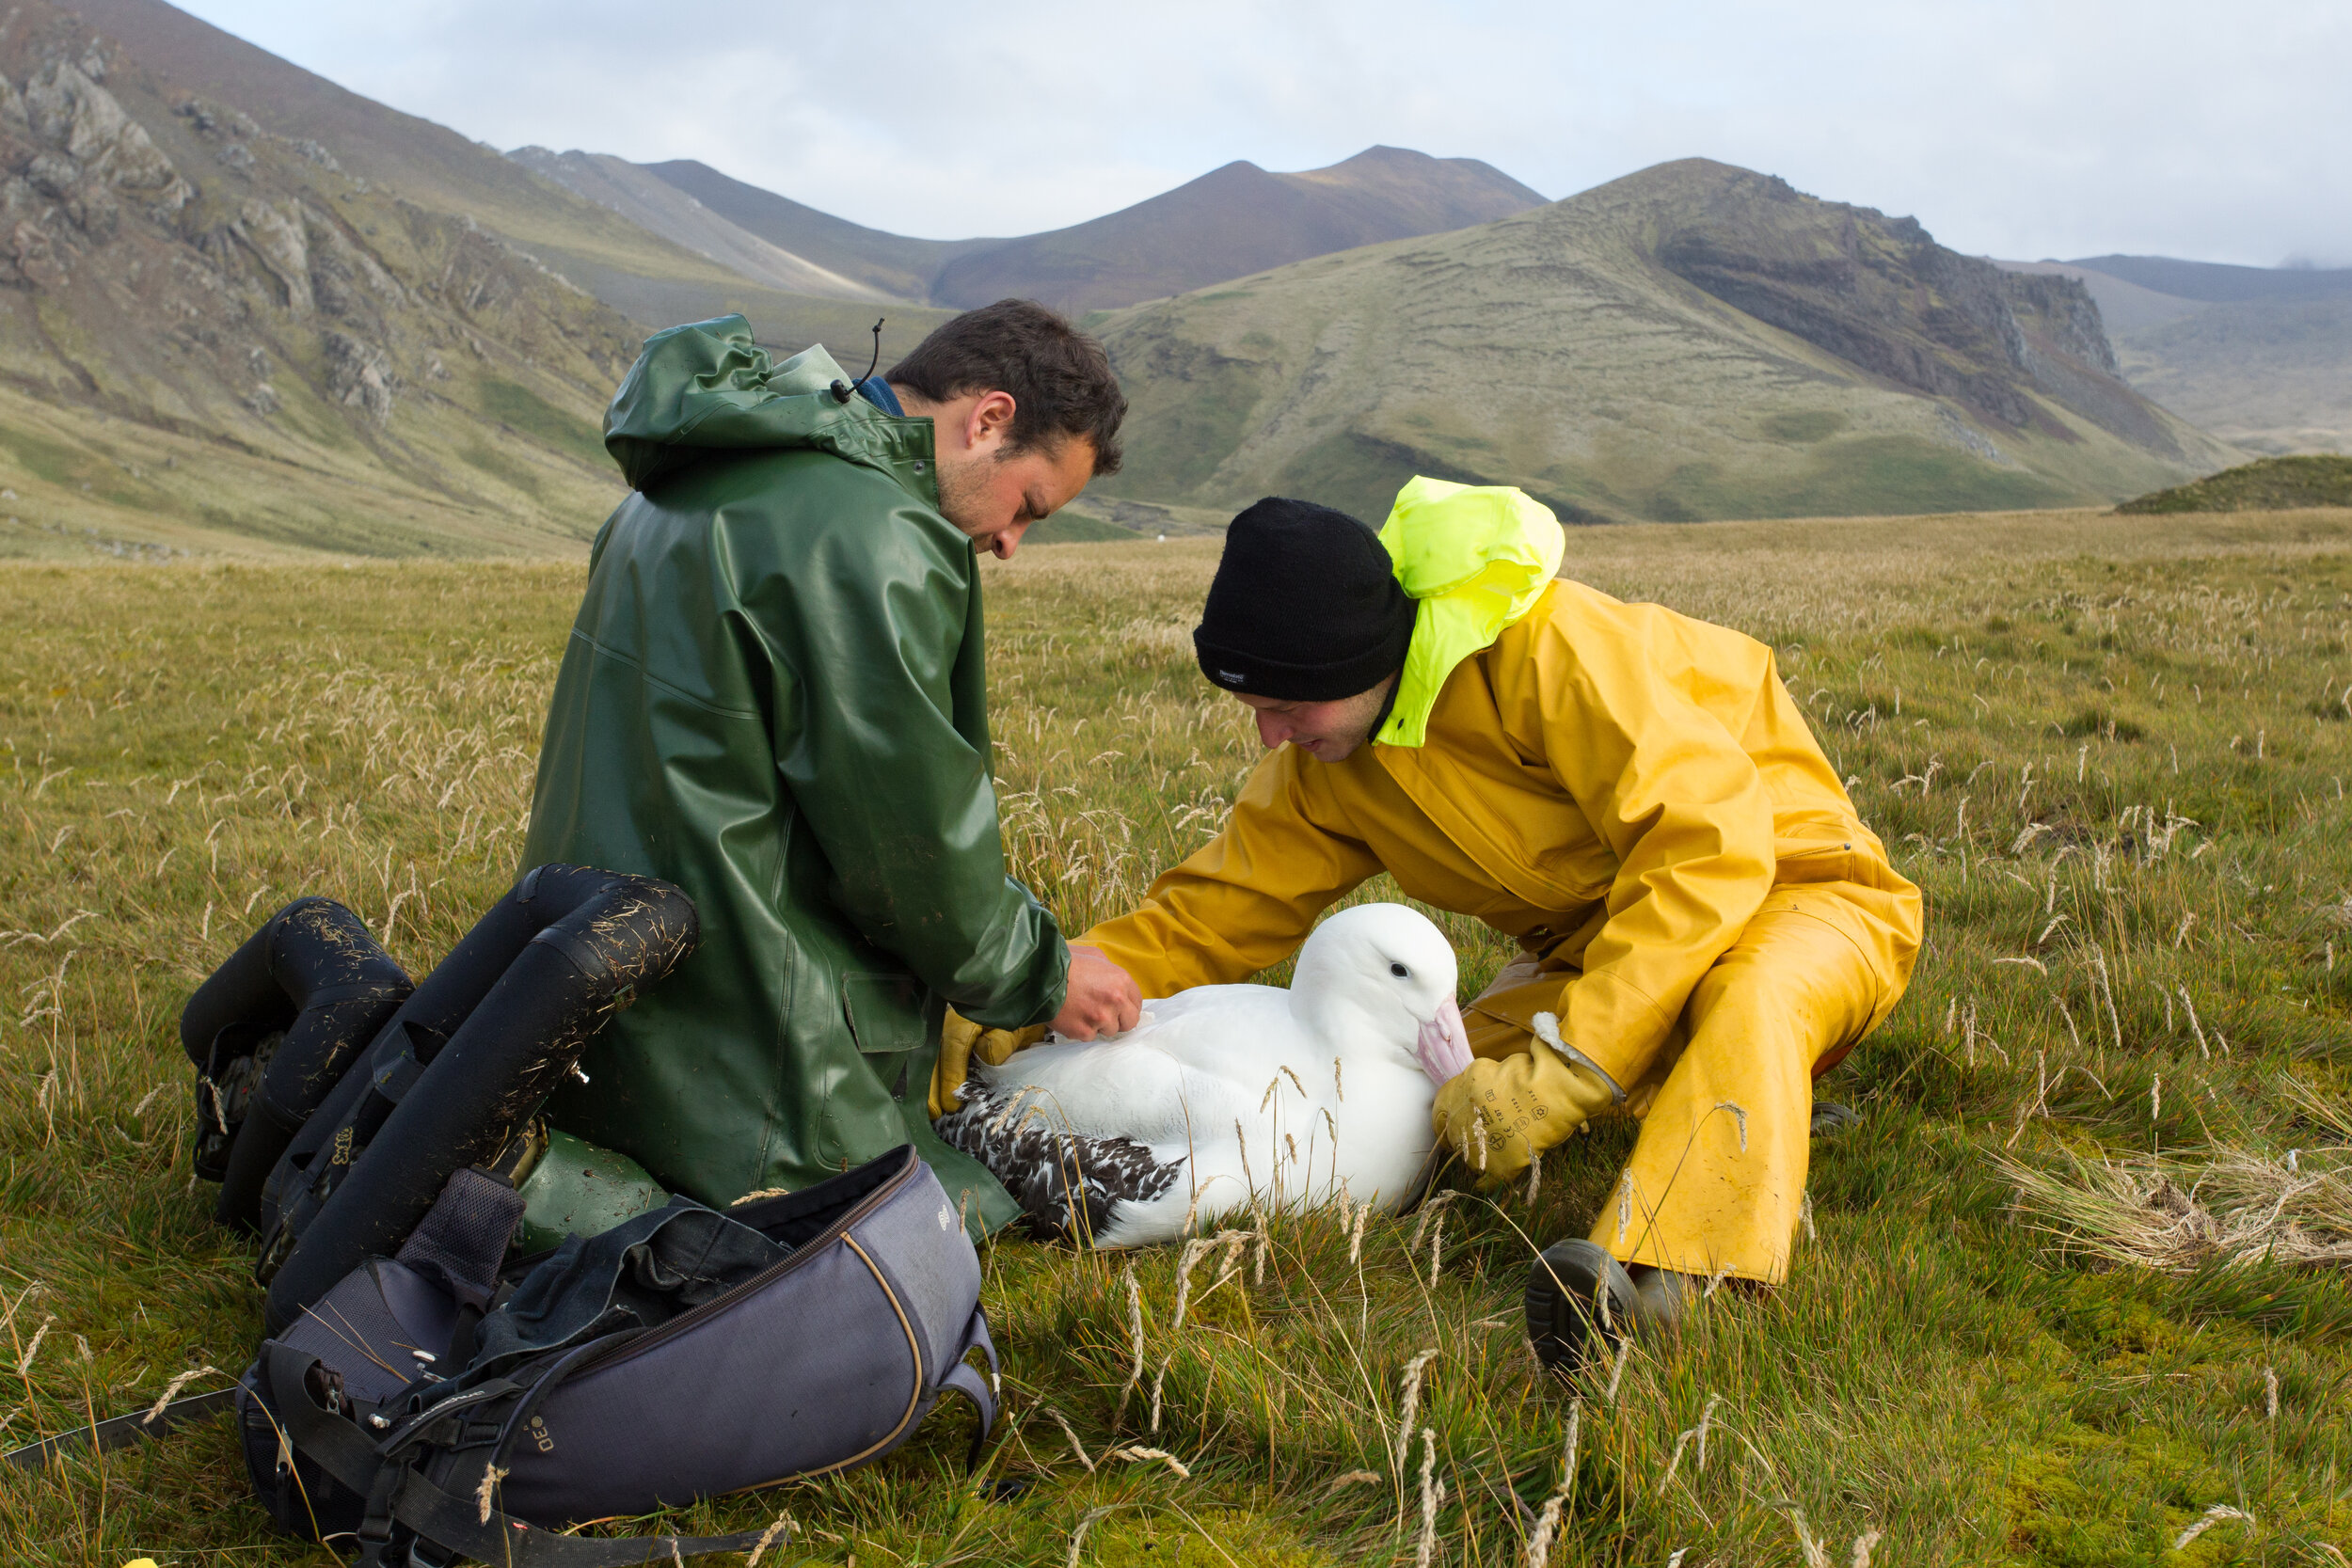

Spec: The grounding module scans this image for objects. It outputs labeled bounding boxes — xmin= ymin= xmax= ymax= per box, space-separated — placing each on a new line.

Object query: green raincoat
xmin=523 ymin=316 xmax=1063 ymax=1234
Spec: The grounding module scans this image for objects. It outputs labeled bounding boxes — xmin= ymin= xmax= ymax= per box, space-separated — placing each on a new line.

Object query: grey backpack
xmin=239 ymin=1144 xmax=998 ymax=1566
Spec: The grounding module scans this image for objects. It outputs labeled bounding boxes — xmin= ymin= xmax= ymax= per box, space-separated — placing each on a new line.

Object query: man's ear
xmin=966 ymin=389 xmax=1018 ymax=451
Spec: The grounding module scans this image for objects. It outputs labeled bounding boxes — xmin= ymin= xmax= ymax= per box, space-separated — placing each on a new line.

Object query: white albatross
xmin=934 ymin=903 xmax=1471 ymax=1246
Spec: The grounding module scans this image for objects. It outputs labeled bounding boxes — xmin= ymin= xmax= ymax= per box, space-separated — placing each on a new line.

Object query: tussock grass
xmin=2 ymin=506 xmax=2351 ymax=1563
xmin=1997 ymin=1140 xmax=2352 ymax=1272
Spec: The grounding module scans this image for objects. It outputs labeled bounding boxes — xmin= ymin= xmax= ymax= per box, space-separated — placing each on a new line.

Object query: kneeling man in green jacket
xmin=523 ymin=302 xmax=1142 ymax=1235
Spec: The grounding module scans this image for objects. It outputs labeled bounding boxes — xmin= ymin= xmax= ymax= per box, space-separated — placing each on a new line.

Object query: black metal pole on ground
xmin=3 ymin=1387 xmax=240 ymax=1472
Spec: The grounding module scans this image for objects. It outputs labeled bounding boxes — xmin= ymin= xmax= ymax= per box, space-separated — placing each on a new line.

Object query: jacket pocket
xmin=1772 ymin=836 xmax=1862 ymax=887
xmin=843 ymin=972 xmax=928 ymax=1058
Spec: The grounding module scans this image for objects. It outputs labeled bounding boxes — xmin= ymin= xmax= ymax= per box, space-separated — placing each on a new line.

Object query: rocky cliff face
xmin=0 ymin=53 xmax=191 ymax=287
xmin=1646 ymin=170 xmax=2162 ymax=451
xmin=0 ymin=3 xmax=640 ymax=557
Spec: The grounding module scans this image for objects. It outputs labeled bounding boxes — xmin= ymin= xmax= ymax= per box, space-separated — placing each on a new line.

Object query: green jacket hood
xmin=602 ymin=315 xmax=936 ymax=497
xmin=1375 ymin=476 xmax=1567 ymax=748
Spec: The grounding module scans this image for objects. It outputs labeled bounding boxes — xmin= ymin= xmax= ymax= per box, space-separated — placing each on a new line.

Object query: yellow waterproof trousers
xmin=1464 ymin=874 xmax=1918 ymax=1284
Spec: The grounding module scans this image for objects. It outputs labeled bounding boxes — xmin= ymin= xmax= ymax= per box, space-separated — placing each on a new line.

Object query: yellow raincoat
xmin=1079 ymin=479 xmax=1922 ymax=1283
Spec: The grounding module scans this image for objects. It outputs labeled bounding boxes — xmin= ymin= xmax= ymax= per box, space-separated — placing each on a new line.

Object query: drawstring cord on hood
xmin=829 ymin=318 xmax=886 ymax=404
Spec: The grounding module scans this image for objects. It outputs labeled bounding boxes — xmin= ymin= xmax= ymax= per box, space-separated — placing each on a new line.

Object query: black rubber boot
xmin=1524 ymin=1239 xmax=1638 ymax=1374
xmin=1628 ymin=1262 xmax=1689 ymax=1331
xmin=1811 ymin=1101 xmax=1860 ymax=1138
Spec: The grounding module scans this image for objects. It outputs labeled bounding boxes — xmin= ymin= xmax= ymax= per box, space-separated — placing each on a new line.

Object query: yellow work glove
xmin=1430 ymin=1020 xmax=1626 ymax=1186
xmin=929 ymin=1006 xmax=1049 ymax=1117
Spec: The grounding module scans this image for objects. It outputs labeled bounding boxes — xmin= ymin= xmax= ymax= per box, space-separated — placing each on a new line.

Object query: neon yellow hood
xmin=1375 ymin=476 xmax=1566 ymax=748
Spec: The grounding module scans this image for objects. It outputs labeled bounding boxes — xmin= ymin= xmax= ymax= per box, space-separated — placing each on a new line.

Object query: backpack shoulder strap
xmin=370 ymin=1462 xmax=767 ymax=1568
xmin=262 ymin=1344 xmax=765 ymax=1568
xmin=932 ymin=1306 xmax=1001 ymax=1468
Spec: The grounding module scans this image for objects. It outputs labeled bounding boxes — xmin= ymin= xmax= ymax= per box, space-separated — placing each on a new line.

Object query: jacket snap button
xmin=913 ymin=460 xmax=926 ymax=472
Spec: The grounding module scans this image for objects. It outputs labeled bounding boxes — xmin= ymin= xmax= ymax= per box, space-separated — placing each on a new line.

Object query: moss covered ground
xmin=1 ymin=506 xmax=2349 ymax=1564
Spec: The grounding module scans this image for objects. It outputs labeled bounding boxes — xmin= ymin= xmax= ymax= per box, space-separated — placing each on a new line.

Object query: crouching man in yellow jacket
xmin=1065 ymin=480 xmax=1921 ymax=1370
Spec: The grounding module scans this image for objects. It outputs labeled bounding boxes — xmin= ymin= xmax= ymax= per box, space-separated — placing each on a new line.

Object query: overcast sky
xmin=176 ymin=0 xmax=2349 ymax=267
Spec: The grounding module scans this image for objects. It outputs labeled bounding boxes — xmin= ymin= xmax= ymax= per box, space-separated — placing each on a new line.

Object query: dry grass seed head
xmin=474 ymin=1463 xmax=508 ymax=1525
xmin=2170 ymin=1504 xmax=2252 ymax=1550
xmin=1046 ymin=1405 xmax=1095 ymax=1472
xmin=1393 ymin=1348 xmax=1439 ymax=1463
xmin=1414 ymin=1427 xmax=1443 ymax=1568
xmin=16 ymin=1314 xmax=56 ymax=1376
xmin=1408 ymin=1188 xmax=1459 ymax=1253
xmin=1119 ymin=1261 xmax=1145 ymax=1409
xmin=1065 ymin=1505 xmax=1116 ymax=1568
xmin=1109 ymin=1444 xmax=1190 ymax=1479
xmin=1773 ymin=1501 xmax=1831 ymax=1568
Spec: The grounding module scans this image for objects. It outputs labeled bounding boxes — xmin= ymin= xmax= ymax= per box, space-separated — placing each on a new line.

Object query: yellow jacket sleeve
xmin=1079 ymin=746 xmax=1382 ymax=1000
xmin=1508 ymin=605 xmax=1777 ymax=1078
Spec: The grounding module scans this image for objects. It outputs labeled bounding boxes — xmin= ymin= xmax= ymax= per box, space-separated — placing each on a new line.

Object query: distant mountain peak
xmin=2066 ymin=254 xmax=2352 ymax=304
xmin=922 ymin=143 xmax=1548 ymax=313
xmin=507 ymin=146 xmax=888 ymax=302
xmin=625 ymin=144 xmax=1549 ymax=316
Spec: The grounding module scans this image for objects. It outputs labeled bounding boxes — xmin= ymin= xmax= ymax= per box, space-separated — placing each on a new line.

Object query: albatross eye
xmin=1390 ymin=962 xmax=1408 ymax=978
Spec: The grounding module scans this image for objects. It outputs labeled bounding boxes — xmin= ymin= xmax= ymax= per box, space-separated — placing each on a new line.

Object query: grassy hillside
xmin=0 ymin=0 xmax=653 ymax=557
xmin=0 ymin=0 xmax=926 ymax=559
xmin=66 ymin=0 xmax=885 ymax=341
xmin=501 ymin=150 xmax=960 ymax=350
xmin=508 ymin=148 xmax=891 ymax=303
xmin=641 ymin=158 xmax=998 ymax=305
xmin=3 ymin=508 xmax=2349 ymax=1563
xmin=1092 ymin=161 xmax=2244 ymax=526
xmin=2119 ymin=454 xmax=2352 ymax=514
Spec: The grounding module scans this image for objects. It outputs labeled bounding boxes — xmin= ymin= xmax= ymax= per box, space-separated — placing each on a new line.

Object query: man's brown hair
xmin=887 ymin=299 xmax=1126 ymax=476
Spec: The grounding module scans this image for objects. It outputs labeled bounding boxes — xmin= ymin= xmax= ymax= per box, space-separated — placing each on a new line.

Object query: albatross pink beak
xmin=1414 ymin=994 xmax=1472 ymax=1087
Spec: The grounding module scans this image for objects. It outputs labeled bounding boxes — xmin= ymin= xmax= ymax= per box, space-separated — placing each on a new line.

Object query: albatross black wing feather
xmin=936 ymin=1081 xmax=1184 ymax=1245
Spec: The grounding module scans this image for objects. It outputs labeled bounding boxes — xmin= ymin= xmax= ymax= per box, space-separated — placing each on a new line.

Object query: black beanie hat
xmin=1195 ymin=498 xmax=1416 ymax=700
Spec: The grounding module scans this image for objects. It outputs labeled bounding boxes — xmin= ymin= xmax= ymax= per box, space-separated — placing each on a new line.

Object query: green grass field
xmin=2 ymin=508 xmax=2349 ymax=1565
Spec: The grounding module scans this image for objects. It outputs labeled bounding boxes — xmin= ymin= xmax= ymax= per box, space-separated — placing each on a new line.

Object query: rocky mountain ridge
xmin=1090 ymin=160 xmax=2240 ymax=526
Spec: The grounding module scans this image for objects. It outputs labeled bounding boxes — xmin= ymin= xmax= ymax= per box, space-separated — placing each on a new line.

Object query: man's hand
xmin=1052 ymin=943 xmax=1142 ymax=1040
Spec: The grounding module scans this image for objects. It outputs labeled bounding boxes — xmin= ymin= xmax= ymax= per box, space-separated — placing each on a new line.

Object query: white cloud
xmin=175 ymin=0 xmax=2351 ymax=264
